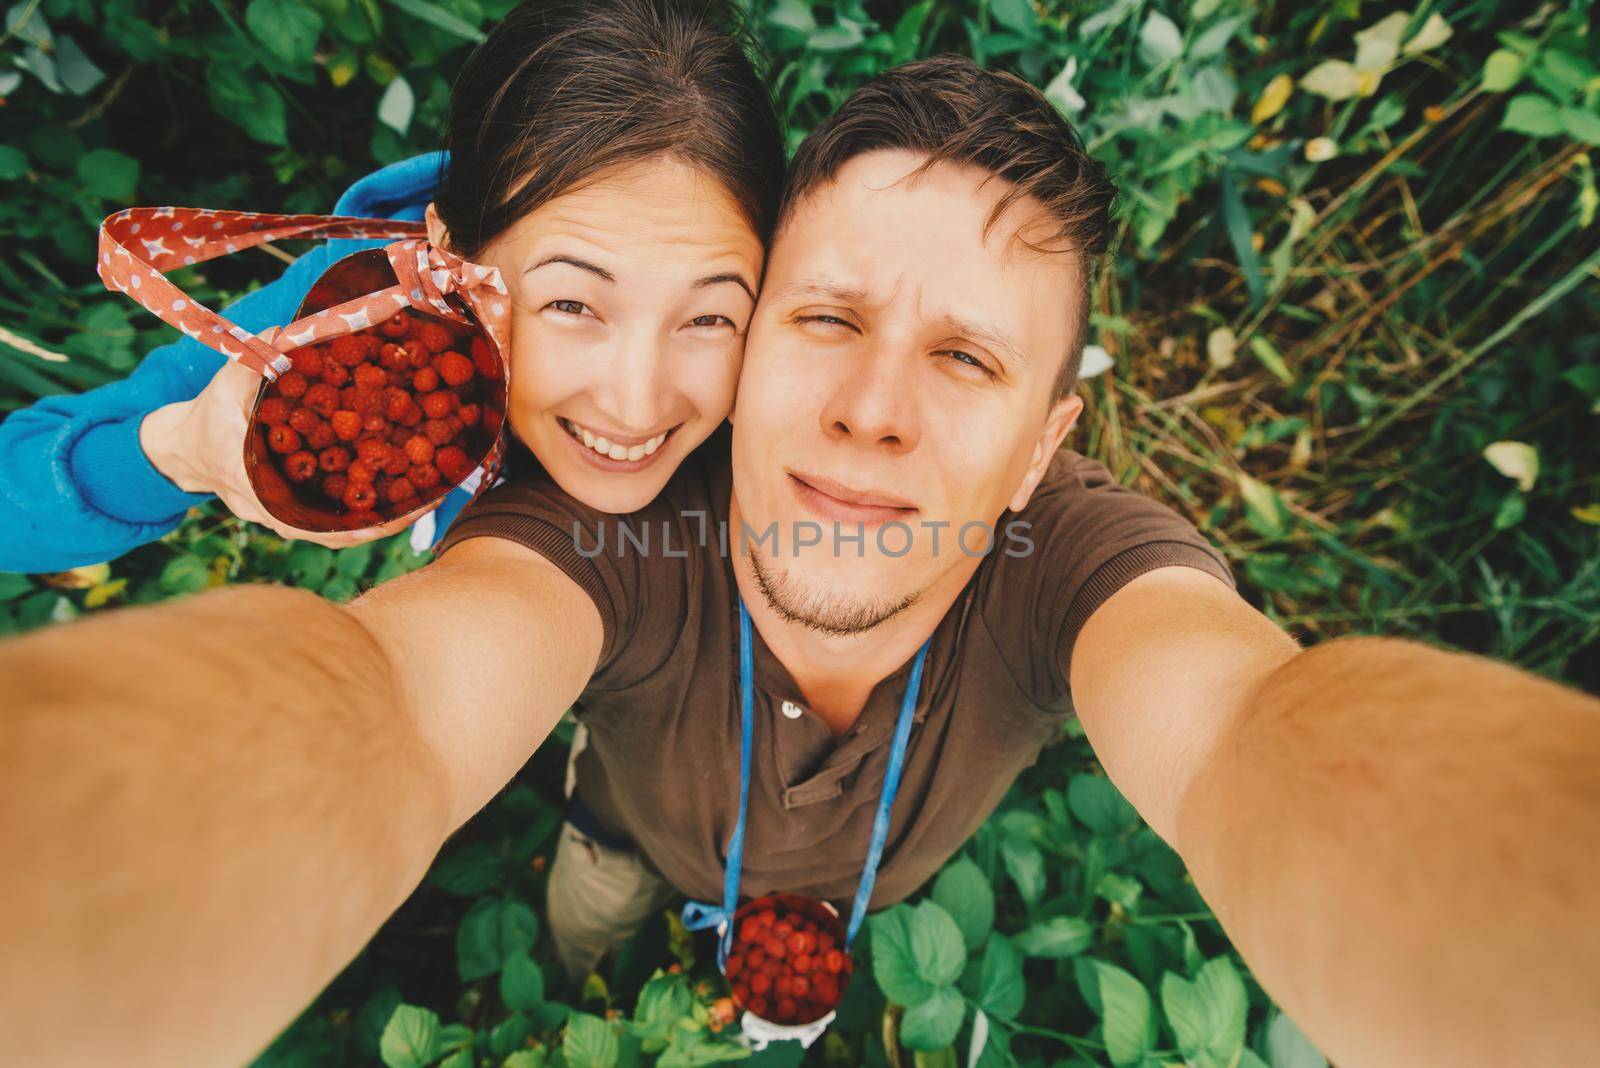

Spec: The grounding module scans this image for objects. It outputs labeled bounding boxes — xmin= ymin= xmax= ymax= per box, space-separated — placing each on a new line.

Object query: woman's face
xmin=431 ymin=155 xmax=764 ymax=514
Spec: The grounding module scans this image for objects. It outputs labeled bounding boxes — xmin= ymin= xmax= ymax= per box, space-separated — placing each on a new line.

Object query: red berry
xmin=416 ymin=320 xmax=454 ymax=354
xmin=403 ymin=435 xmax=435 ymax=465
xmin=764 ymin=938 xmax=785 ymax=959
xmin=776 ymin=998 xmax=797 ymax=1021
xmin=422 ymin=418 xmax=455 ymax=446
xmin=726 ymin=955 xmax=744 ymax=978
xmin=347 ymin=459 xmax=377 ymax=484
xmin=320 ymin=362 xmax=350 ymax=388
xmin=386 ymin=477 xmax=417 ymax=504
xmin=456 ymin=403 xmax=481 ymax=428
xmin=289 ymin=347 xmax=323 ymax=377
xmin=304 ymin=383 xmax=340 ymax=417
xmin=739 ymin=919 xmax=762 ymax=942
xmin=343 ymin=480 xmax=378 ymax=510
xmin=434 ymin=351 xmax=474 ymax=387
xmin=793 ymin=953 xmax=812 ymax=973
xmin=792 ymin=976 xmax=810 ymax=998
xmin=305 ymin=423 xmax=336 ymax=450
xmin=386 ymin=425 xmax=412 ymax=447
xmin=380 ymin=311 xmax=411 ymax=338
xmin=383 ymin=391 xmax=410 ymax=422
xmin=775 ymin=975 xmax=793 ymax=997
xmin=786 ymin=932 xmax=806 ymax=955
xmin=382 ymin=448 xmax=412 ymax=477
xmin=823 ymin=950 xmax=844 ymax=974
xmin=362 ymin=412 xmax=389 ymax=435
xmin=353 ymin=363 xmax=387 ymax=390
xmin=404 ymin=339 xmax=432 ymax=369
xmin=774 ymin=923 xmax=793 ymax=940
xmin=394 ymin=399 xmax=423 ymax=427
xmin=470 ymin=336 xmax=498 ymax=378
xmin=732 ymin=982 xmax=749 ymax=1004
xmin=267 ymin=425 xmax=302 ymax=454
xmin=434 ymin=446 xmax=472 ymax=483
xmin=318 ymin=446 xmax=350 ymax=473
xmin=482 ymin=407 xmax=504 ymax=435
xmin=283 ymin=451 xmax=317 ymax=482
xmin=378 ymin=342 xmax=410 ymax=372
xmin=328 ymin=334 xmax=369 ymax=367
xmin=275 ymin=371 xmax=308 ymax=399
xmin=747 ymin=997 xmax=768 ymax=1018
xmin=412 ymin=367 xmax=440 ymax=392
xmin=420 ymin=391 xmax=454 ymax=419
xmin=322 ymin=473 xmax=348 ymax=500
xmin=330 ymin=411 xmax=361 ymax=441
xmin=286 ymin=408 xmax=319 ymax=435
xmin=749 ymin=973 xmax=771 ymax=995
xmin=256 ymin=397 xmax=291 ymax=426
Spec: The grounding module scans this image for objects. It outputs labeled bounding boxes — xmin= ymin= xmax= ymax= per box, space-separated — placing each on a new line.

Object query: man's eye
xmin=939 ymin=349 xmax=994 ymax=377
xmin=547 ymin=299 xmax=588 ymax=316
xmin=798 ymin=314 xmax=854 ymax=329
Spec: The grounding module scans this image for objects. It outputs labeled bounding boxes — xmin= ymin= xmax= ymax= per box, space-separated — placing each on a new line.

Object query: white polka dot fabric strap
xmin=96 ymin=207 xmax=512 ymax=382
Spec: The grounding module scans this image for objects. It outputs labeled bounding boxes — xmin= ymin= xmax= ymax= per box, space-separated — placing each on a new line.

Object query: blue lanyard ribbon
xmin=682 ymin=598 xmax=932 ymax=966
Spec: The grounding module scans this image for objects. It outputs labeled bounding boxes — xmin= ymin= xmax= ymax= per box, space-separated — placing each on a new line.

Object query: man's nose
xmin=818 ymin=343 xmax=921 ymax=453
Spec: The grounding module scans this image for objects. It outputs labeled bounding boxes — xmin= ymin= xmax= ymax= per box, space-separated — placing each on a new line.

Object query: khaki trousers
xmin=546 ymin=723 xmax=676 ymax=982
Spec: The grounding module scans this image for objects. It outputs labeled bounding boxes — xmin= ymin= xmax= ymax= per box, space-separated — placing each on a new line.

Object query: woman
xmin=0 ymin=0 xmax=783 ymax=572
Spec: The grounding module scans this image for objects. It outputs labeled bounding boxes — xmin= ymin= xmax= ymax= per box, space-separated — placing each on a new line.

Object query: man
xmin=3 ymin=57 xmax=1598 ymax=1068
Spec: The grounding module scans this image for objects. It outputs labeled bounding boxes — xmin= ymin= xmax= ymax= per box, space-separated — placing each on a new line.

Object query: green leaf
xmin=378 ymin=74 xmax=415 ymax=135
xmin=438 ymin=1050 xmax=472 ymax=1068
xmin=1561 ymin=107 xmax=1600 ymax=146
xmin=1011 ymin=916 xmax=1093 ymax=958
xmin=977 ymin=934 xmax=1025 ymax=1019
xmin=208 ymin=64 xmax=288 ymax=145
xmin=1220 ymin=167 xmax=1264 ymax=306
xmin=159 ymin=555 xmax=210 ymax=595
xmin=379 ymin=1005 xmax=439 ymax=1068
xmin=1266 ymin=1010 xmax=1328 ymax=1068
xmin=76 ymin=149 xmax=139 ymax=201
xmin=1482 ymin=48 xmax=1524 ymax=92
xmin=504 ymin=1052 xmax=548 ymax=1068
xmin=389 ymin=0 xmax=486 ymax=42
xmin=1159 ymin=957 xmax=1247 ymax=1068
xmin=1138 ymin=12 xmax=1183 ymax=66
xmin=809 ymin=21 xmax=865 ymax=51
xmin=1237 ymin=473 xmax=1288 ymax=538
xmin=1000 ymin=836 xmax=1044 ymax=907
xmin=631 ymin=974 xmax=693 ymax=1051
xmin=870 ymin=902 xmax=964 ymax=1006
xmin=0 ymin=145 xmax=28 ymax=180
xmin=1248 ymin=334 xmax=1294 ymax=384
xmin=1502 ymin=93 xmax=1563 ymax=137
xmin=900 ymin=986 xmax=965 ymax=1050
xmin=767 ymin=0 xmax=816 ymax=34
xmin=563 ymin=1013 xmax=619 ymax=1068
xmin=429 ymin=841 xmax=501 ymax=896
xmin=53 ymin=35 xmax=105 ymax=95
xmin=489 ymin=1014 xmax=531 ymax=1058
xmin=1067 ymin=774 xmax=1138 ymax=836
xmin=246 ymin=0 xmax=324 ymax=66
xmin=989 ymin=0 xmax=1037 ymax=37
xmin=1095 ymin=962 xmax=1154 ymax=1067
xmin=501 ymin=949 xmax=545 ymax=1012
xmin=932 ymin=856 xmax=994 ymax=950
xmin=0 ymin=574 xmax=34 ymax=601
xmin=456 ymin=896 xmax=539 ymax=981
xmin=355 ymin=988 xmax=403 ymax=1057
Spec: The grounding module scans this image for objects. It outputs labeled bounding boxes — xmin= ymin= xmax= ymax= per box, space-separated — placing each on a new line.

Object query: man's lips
xmin=786 ymin=471 xmax=919 ymax=526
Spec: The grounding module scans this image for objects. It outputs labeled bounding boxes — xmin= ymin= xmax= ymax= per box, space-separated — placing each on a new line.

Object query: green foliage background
xmin=1 ymin=0 xmax=1598 ymax=1066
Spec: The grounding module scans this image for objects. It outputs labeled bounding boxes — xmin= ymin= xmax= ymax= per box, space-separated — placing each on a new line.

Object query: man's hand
xmin=1071 ymin=566 xmax=1600 ymax=1066
xmin=0 ymin=534 xmax=602 ymax=1068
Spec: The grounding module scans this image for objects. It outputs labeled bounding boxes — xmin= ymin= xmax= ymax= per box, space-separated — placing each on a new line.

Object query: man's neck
xmin=727 ymin=491 xmax=977 ymax=734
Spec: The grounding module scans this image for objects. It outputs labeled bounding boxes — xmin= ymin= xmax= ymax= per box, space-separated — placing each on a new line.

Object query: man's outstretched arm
xmin=0 ymin=536 xmax=602 ymax=1068
xmin=1070 ymin=565 xmax=1600 ymax=1067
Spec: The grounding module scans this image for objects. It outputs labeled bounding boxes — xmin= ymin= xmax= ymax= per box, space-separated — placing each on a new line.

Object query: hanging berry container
xmin=723 ymin=893 xmax=853 ymax=1037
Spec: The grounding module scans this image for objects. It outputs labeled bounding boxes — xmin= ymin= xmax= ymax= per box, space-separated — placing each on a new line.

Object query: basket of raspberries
xmin=96 ymin=207 xmax=512 ymax=534
xmin=724 ymin=893 xmax=853 ymax=1028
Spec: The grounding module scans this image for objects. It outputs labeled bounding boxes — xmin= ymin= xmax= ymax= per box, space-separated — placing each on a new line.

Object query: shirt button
xmin=780 ymin=700 xmax=804 ymax=720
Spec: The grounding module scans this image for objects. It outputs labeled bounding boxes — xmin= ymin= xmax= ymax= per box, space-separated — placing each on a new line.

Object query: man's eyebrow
xmin=693 ymin=272 xmax=756 ymax=302
xmin=770 ymin=278 xmax=869 ymax=304
xmin=527 ymin=255 xmax=613 ymax=282
xmin=945 ymin=315 xmax=1027 ymax=368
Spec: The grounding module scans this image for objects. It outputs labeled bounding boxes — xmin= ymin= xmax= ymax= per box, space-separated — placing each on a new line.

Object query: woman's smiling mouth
xmin=558 ymin=416 xmax=677 ymax=470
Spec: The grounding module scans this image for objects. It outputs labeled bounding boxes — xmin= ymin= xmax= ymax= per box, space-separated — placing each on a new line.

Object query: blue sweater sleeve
xmin=0 ymin=153 xmax=447 ymax=574
xmin=0 ymin=247 xmax=335 ymax=573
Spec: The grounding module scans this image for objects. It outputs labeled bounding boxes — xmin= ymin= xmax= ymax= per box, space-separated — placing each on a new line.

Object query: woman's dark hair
xmin=433 ymin=0 xmax=785 ymax=258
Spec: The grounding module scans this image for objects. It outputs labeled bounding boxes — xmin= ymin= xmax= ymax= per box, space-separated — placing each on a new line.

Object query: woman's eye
xmin=547 ymin=299 xmax=588 ymax=316
xmin=687 ymin=314 xmax=735 ymax=329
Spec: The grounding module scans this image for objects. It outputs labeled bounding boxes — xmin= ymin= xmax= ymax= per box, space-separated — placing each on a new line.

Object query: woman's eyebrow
xmin=694 ymin=272 xmax=756 ymax=302
xmin=527 ymin=255 xmax=613 ymax=281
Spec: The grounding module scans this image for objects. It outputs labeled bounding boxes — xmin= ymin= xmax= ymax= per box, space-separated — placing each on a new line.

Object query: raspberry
xmin=412 ymin=367 xmax=440 ymax=392
xmin=726 ymin=955 xmax=745 ymax=978
xmin=416 ymin=320 xmax=454 ymax=354
xmin=355 ymin=439 xmax=390 ymax=465
xmin=420 ymin=391 xmax=454 ymax=419
xmin=328 ymin=334 xmax=369 ymax=366
xmin=352 ymin=387 xmax=385 ymax=415
xmin=792 ymin=976 xmax=810 ymax=998
xmin=775 ymin=975 xmax=793 ymax=997
xmin=385 ymin=477 xmax=417 ymax=503
xmin=422 ymin=418 xmax=455 ymax=446
xmin=764 ymin=937 xmax=785 ymax=959
xmin=320 ymin=362 xmax=350 ymax=388
xmin=823 ymin=950 xmax=844 ymax=973
xmin=457 ymin=403 xmax=481 ymax=428
xmin=289 ymin=346 xmax=324 ymax=377
xmin=353 ymin=363 xmax=387 ymax=390
xmin=386 ymin=425 xmax=412 ymax=447
xmin=403 ymin=435 xmax=435 ymax=465
xmin=267 ymin=425 xmax=302 ymax=454
xmin=482 ymin=407 xmax=504 ymax=435
xmin=749 ymin=973 xmax=771 ymax=996
xmin=435 ymin=446 xmax=472 ymax=483
xmin=283 ymin=451 xmax=317 ymax=482
xmin=394 ymin=399 xmax=423 ymax=428
xmin=434 ymin=351 xmax=474 ymax=387
xmin=343 ymin=480 xmax=378 ymax=510
xmin=318 ymin=446 xmax=350 ymax=473
xmin=322 ymin=472 xmax=348 ymax=499
xmin=747 ymin=949 xmax=765 ymax=969
xmin=408 ymin=463 xmax=441 ymax=490
xmin=470 ymin=336 xmax=498 ymax=379
xmin=331 ymin=411 xmax=362 ymax=441
xmin=347 ymin=459 xmax=377 ymax=484
xmin=786 ymin=932 xmax=806 ymax=955
xmin=379 ymin=311 xmax=411 ymax=338
xmin=379 ymin=446 xmax=411 ymax=476
xmin=287 ymin=408 xmax=320 ymax=435
xmin=776 ymin=998 xmax=797 ymax=1021
xmin=404 ymin=339 xmax=432 ymax=369
xmin=747 ymin=997 xmax=768 ymax=1019
xmin=256 ymin=397 xmax=291 ymax=426
xmin=275 ymin=371 xmax=308 ymax=399
xmin=304 ymin=383 xmax=340 ymax=417
xmin=304 ymin=423 xmax=337 ymax=450
xmin=793 ymin=953 xmax=812 ymax=973
xmin=378 ymin=342 xmax=410 ymax=372
xmin=362 ymin=412 xmax=389 ymax=434
xmin=739 ymin=919 xmax=762 ymax=943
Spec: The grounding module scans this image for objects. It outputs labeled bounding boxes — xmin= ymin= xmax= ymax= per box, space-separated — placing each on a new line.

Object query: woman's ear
xmin=424 ymin=202 xmax=451 ymax=252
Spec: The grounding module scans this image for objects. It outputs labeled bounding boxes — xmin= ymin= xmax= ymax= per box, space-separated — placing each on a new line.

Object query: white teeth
xmin=560 ymin=417 xmax=671 ymax=463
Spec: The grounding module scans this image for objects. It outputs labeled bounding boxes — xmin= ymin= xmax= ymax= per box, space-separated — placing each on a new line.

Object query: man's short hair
xmin=779 ymin=55 xmax=1117 ymax=398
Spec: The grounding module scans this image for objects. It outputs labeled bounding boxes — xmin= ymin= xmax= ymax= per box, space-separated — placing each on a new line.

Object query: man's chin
xmin=748 ymin=549 xmax=923 ymax=638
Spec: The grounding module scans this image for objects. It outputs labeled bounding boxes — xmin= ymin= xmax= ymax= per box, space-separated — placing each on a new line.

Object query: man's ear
xmin=1009 ymin=392 xmax=1084 ymax=513
xmin=424 ymin=203 xmax=451 ymax=252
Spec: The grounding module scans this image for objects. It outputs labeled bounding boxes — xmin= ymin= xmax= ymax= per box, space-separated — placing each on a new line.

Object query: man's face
xmin=731 ymin=149 xmax=1085 ymax=635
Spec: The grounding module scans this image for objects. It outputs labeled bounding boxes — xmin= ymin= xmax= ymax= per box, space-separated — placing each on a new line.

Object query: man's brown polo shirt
xmin=437 ymin=428 xmax=1231 ymax=908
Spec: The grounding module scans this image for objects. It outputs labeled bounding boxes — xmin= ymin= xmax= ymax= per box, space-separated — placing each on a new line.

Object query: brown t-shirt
xmin=437 ymin=428 xmax=1231 ymax=908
